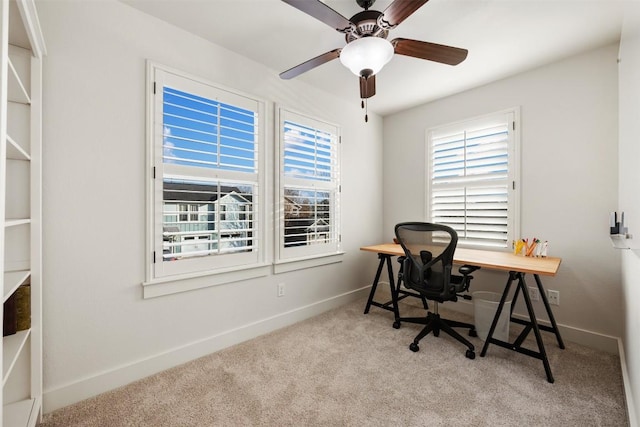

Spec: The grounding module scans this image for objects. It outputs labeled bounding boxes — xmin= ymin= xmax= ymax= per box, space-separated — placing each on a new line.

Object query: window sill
xmin=273 ymin=252 xmax=344 ymax=274
xmin=142 ymin=263 xmax=271 ymax=299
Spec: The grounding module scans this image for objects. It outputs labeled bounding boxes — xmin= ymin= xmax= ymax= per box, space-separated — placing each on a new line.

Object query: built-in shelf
xmin=7 ymin=57 xmax=30 ymax=105
xmin=2 ymin=330 xmax=30 ymax=386
xmin=610 ymin=234 xmax=637 ymax=250
xmin=4 ymin=218 xmax=30 ymax=228
xmin=3 ymin=270 xmax=29 ymax=302
xmin=0 ymin=0 xmax=46 ymax=427
xmin=1 ymin=1 xmax=45 ymax=425
xmin=6 ymin=134 xmax=30 ymax=161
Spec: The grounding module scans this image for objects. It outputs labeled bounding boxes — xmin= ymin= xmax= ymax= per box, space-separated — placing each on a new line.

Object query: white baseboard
xmin=618 ymin=338 xmax=638 ymax=427
xmin=43 ymin=287 xmax=370 ymax=414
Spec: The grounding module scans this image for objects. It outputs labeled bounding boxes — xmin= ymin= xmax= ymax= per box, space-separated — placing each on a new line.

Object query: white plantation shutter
xmin=278 ymin=109 xmax=340 ymax=261
xmin=427 ymin=111 xmax=519 ymax=248
xmin=151 ymin=67 xmax=264 ymax=278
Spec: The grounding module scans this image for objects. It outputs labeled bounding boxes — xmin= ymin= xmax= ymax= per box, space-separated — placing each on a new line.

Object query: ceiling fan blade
xmin=359 ymin=74 xmax=376 ymax=99
xmin=392 ymin=38 xmax=468 ymax=65
xmin=381 ymin=0 xmax=430 ymax=28
xmin=280 ymin=49 xmax=342 ymax=80
xmin=281 ymin=0 xmax=353 ymax=32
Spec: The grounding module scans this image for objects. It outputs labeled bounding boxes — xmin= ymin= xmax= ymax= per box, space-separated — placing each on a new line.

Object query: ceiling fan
xmin=279 ymin=0 xmax=468 ymax=104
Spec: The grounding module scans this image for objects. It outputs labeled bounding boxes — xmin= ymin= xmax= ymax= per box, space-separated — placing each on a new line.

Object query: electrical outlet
xmin=528 ymin=286 xmax=540 ymax=301
xmin=548 ymin=290 xmax=560 ymax=306
xmin=277 ymin=283 xmax=285 ymax=297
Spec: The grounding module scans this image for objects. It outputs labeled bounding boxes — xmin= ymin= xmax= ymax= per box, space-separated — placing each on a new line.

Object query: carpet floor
xmin=39 ymin=297 xmax=628 ymax=426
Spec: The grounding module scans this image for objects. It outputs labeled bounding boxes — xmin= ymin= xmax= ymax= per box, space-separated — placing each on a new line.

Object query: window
xmin=276 ymin=108 xmax=341 ymax=269
xmin=426 ymin=109 xmax=520 ymax=249
xmin=148 ymin=64 xmax=266 ymax=283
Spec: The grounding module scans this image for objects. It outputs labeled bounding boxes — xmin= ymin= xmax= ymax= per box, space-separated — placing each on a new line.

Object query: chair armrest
xmin=458 ymin=265 xmax=480 ymax=276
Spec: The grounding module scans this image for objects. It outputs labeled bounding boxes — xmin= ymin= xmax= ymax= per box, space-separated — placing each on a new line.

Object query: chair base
xmin=396 ymin=312 xmax=477 ymax=359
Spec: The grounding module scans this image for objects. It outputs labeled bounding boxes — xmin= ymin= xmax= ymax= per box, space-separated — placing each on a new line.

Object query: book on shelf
xmin=16 ymin=283 xmax=30 ymax=331
xmin=3 ymin=292 xmax=17 ymax=336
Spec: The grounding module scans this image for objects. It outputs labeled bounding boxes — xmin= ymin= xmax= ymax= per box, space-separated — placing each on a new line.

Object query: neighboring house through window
xmin=426 ymin=109 xmax=520 ymax=249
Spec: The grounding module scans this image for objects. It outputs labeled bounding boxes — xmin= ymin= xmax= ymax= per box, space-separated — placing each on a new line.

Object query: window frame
xmin=143 ymin=62 xmax=269 ymax=298
xmin=274 ymin=106 xmax=343 ymax=273
xmin=424 ymin=108 xmax=521 ymax=250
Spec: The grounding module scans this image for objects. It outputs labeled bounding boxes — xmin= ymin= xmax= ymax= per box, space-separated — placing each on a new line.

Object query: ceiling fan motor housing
xmin=345 ymin=10 xmax=389 ymax=43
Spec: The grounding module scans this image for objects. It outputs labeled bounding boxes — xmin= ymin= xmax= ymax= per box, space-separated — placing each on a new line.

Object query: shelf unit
xmin=0 ymin=1 xmax=45 ymax=426
xmin=610 ymin=233 xmax=638 ymax=250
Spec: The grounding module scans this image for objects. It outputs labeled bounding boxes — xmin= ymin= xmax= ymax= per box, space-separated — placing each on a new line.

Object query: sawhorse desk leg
xmin=480 ymin=271 xmax=565 ymax=383
xmin=363 ymin=253 xmax=400 ymax=319
xmin=511 ymin=274 xmax=566 ymax=350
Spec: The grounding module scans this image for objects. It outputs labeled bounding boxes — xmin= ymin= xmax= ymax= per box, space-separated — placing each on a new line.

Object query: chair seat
xmin=405 ymin=274 xmax=468 ymax=302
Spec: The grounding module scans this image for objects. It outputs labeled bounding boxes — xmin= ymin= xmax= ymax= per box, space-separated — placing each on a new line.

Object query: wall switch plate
xmin=548 ymin=290 xmax=560 ymax=306
xmin=528 ymin=286 xmax=540 ymax=301
xmin=277 ymin=283 xmax=285 ymax=297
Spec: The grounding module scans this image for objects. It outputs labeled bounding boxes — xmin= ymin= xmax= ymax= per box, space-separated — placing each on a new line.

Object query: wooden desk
xmin=361 ymin=243 xmax=561 ymax=275
xmin=361 ymin=243 xmax=565 ymax=383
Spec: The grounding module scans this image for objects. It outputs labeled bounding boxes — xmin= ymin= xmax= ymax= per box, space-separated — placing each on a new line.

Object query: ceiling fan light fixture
xmin=339 ymin=36 xmax=394 ymax=77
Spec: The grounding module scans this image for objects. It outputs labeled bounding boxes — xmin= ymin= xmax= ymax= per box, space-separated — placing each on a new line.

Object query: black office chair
xmin=393 ymin=222 xmax=478 ymax=359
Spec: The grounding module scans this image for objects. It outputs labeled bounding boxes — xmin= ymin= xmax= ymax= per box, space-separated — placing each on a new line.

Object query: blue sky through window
xmin=283 ymin=121 xmax=333 ymax=182
xmin=163 ymin=86 xmax=256 ymax=173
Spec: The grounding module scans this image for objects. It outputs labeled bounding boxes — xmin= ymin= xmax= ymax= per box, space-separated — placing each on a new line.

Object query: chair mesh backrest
xmin=394 ymin=222 xmax=457 ymax=294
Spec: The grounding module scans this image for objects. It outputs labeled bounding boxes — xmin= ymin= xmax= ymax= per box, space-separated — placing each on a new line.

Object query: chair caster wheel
xmin=469 ymin=329 xmax=477 ymax=337
xmin=392 ymin=321 xmax=401 ymax=329
xmin=466 ymin=350 xmax=476 ymax=359
xmin=409 ymin=342 xmax=419 ymax=352
xmin=433 ymin=330 xmax=440 ymax=337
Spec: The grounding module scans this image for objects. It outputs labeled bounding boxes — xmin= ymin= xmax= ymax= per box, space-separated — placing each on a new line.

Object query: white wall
xmin=383 ymin=44 xmax=622 ymax=348
xmin=618 ymin=2 xmax=640 ymax=423
xmin=38 ymin=0 xmax=384 ymax=411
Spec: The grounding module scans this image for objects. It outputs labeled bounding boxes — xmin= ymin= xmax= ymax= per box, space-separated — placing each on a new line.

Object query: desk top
xmin=360 ymin=243 xmax=562 ymax=276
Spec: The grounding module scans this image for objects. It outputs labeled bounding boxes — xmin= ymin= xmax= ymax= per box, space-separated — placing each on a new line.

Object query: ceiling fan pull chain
xmin=364 ymin=98 xmax=369 ymax=122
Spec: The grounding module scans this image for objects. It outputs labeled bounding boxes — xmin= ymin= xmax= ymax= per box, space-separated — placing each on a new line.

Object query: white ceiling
xmin=122 ymin=0 xmax=627 ymax=116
